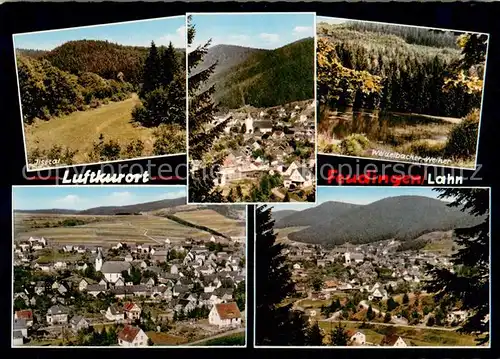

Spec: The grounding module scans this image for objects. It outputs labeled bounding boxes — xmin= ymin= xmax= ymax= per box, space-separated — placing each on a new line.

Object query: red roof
xmin=123 ymin=302 xmax=139 ymax=312
xmin=381 ymin=334 xmax=403 ymax=346
xmin=16 ymin=310 xmax=33 ymax=320
xmin=214 ymin=302 xmax=241 ymax=320
xmin=118 ymin=325 xmax=141 ymax=343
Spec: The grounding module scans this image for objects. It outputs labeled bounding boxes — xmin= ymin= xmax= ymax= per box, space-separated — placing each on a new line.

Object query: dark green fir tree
xmin=187 ymin=15 xmax=229 ymax=202
xmin=425 ymin=188 xmax=490 ymax=344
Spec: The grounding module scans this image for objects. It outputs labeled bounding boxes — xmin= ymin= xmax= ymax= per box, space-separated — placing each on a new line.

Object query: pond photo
xmin=317 ymin=17 xmax=489 ymax=169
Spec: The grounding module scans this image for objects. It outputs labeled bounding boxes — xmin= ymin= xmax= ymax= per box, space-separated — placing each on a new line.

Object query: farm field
xmin=14 ymin=213 xmax=235 ymax=245
xmin=175 ymin=209 xmax=246 ymax=237
xmin=24 ymin=94 xmax=156 ymax=165
xmin=275 ymin=226 xmax=309 ymax=242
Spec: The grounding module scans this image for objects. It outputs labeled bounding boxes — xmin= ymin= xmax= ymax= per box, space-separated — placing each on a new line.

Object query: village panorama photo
xmin=187 ymin=13 xmax=317 ymax=204
xmin=255 ymin=186 xmax=490 ymax=348
xmin=12 ymin=186 xmax=246 ymax=347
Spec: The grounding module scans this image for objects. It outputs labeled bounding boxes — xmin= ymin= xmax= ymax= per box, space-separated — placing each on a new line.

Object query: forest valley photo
xmin=317 ymin=19 xmax=488 ymax=168
xmin=15 ymin=20 xmax=186 ymax=170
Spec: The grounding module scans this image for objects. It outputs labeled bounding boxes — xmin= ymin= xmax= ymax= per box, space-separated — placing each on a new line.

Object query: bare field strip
xmin=175 ymin=209 xmax=246 ymax=236
xmin=13 ymin=213 xmax=245 ymax=245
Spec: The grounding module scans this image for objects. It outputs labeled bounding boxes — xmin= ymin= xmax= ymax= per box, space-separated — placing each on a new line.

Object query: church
xmin=95 ymin=248 xmax=132 ymax=284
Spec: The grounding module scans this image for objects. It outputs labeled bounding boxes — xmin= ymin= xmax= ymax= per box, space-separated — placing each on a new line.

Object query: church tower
xmin=245 ymin=115 xmax=253 ymax=134
xmin=95 ymin=248 xmax=103 ymax=272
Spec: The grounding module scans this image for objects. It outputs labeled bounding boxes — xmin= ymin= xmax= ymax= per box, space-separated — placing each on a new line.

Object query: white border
xmin=12 ymin=15 xmax=188 ymax=173
xmin=185 ymin=12 xmax=318 ymax=206
xmin=316 ymin=16 xmax=490 ymax=172
xmin=253 ymin=186 xmax=492 ymax=349
xmin=11 ymin=184 xmax=248 ymax=348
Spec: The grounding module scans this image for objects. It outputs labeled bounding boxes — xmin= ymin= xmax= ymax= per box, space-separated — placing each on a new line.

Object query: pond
xmin=318 ymin=106 xmax=454 ymax=144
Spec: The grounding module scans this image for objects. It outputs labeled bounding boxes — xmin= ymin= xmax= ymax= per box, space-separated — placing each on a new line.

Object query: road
xmin=319 ymin=318 xmax=459 ymax=332
xmin=185 ymin=327 xmax=245 ymax=346
xmin=143 ymin=229 xmax=163 ymax=244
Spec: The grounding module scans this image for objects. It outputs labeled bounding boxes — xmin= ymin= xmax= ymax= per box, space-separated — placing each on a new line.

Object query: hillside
xmin=275 ymin=201 xmax=362 ymax=229
xmin=196 ymin=44 xmax=265 ymax=77
xmin=198 ymin=38 xmax=314 ymax=109
xmin=272 ymin=210 xmax=297 ymax=223
xmin=286 ymin=196 xmax=485 ymax=246
xmin=14 ymin=198 xmax=245 ymax=221
xmin=15 ymin=197 xmax=187 ymax=216
xmin=36 ymin=40 xmax=185 ymax=85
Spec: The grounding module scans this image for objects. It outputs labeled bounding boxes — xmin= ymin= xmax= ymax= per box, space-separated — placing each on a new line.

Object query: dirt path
xmin=319 ymin=318 xmax=458 ymax=332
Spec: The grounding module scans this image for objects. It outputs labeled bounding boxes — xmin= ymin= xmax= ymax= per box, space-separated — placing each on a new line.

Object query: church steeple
xmin=95 ymin=247 xmax=103 ymax=272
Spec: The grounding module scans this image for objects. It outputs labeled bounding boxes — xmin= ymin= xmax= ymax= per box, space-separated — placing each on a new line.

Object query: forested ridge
xmin=317 ymin=22 xmax=486 ymax=118
xmin=211 ymin=38 xmax=315 ymax=109
xmin=285 ymin=195 xmax=485 ymax=246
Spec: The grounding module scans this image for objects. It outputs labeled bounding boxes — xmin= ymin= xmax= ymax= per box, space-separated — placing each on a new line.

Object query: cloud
xmin=259 ymin=33 xmax=280 ymax=43
xmin=228 ymin=34 xmax=251 ymax=43
xmin=53 ymin=195 xmax=82 ymax=207
xmin=164 ymin=189 xmax=187 ymax=199
xmin=292 ymin=26 xmax=313 ymax=37
xmin=157 ymin=25 xmax=186 ymax=48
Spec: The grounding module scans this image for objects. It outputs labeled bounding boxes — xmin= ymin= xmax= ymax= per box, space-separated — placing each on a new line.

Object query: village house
xmin=118 ymin=325 xmax=149 ymax=347
xmin=15 ymin=309 xmax=33 ymax=327
xmin=348 ymin=330 xmax=366 ymax=346
xmin=208 ymin=302 xmax=242 ymax=328
xmin=123 ymin=302 xmax=142 ymax=321
xmin=70 ymin=315 xmax=89 ymax=331
xmin=46 ymin=305 xmax=69 ymax=325
xmin=380 ymin=334 xmax=408 ymax=347
xmin=106 ymin=304 xmax=125 ymax=322
xmin=13 ymin=318 xmax=28 ymax=337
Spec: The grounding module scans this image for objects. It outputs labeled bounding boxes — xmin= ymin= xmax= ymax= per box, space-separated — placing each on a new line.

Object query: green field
xmin=275 ymin=226 xmax=309 ymax=241
xmin=14 ymin=212 xmax=242 ymax=245
xmin=24 ymin=95 xmax=156 ymax=165
xmin=318 ymin=322 xmax=480 ymax=346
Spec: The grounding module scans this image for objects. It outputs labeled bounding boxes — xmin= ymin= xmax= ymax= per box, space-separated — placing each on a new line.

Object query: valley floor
xmin=24 ymin=94 xmax=156 ymax=167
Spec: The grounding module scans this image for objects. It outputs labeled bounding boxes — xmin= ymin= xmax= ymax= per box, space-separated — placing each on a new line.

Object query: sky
xmin=13 ymin=15 xmax=186 ymax=50
xmin=271 ymin=187 xmax=444 ymax=212
xmin=12 ymin=186 xmax=186 ymax=211
xmin=190 ymin=13 xmax=315 ymax=50
xmin=316 ymin=16 xmax=348 ymax=26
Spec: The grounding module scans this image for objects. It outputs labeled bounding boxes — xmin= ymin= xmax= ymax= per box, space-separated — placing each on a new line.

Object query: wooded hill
xmin=317 ymin=22 xmax=484 ymax=118
xmin=195 ymin=38 xmax=315 ymax=109
xmin=275 ymin=195 xmax=485 ymax=246
xmin=19 ymin=40 xmax=185 ymax=86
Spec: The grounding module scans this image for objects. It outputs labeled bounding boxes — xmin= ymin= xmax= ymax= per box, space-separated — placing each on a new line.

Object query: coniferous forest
xmin=317 ymin=19 xmax=488 ymax=168
xmin=16 ymin=33 xmax=186 ymax=169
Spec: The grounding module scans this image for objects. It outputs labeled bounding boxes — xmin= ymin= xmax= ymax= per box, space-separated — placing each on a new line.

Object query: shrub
xmin=339 ymin=133 xmax=370 ymax=156
xmin=153 ymin=124 xmax=186 ymax=155
xmin=444 ymin=109 xmax=479 ymax=159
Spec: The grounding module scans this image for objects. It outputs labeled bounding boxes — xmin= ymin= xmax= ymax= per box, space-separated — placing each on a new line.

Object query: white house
xmin=105 ymin=304 xmax=125 ymax=322
xmin=46 ymin=305 xmax=69 ymax=325
xmin=208 ymin=302 xmax=242 ymax=328
xmin=283 ymin=167 xmax=313 ymax=189
xmin=381 ymin=335 xmax=408 ymax=347
xmin=118 ymin=325 xmax=149 ymax=346
xmin=123 ymin=302 xmax=142 ymax=321
xmin=100 ymin=261 xmax=131 ymax=283
xmin=348 ymin=331 xmax=366 ymax=346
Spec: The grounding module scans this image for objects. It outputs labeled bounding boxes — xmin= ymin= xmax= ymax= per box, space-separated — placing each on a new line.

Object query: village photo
xmin=12 ymin=186 xmax=246 ymax=347
xmin=317 ymin=17 xmax=489 ymax=169
xmin=255 ymin=187 xmax=490 ymax=347
xmin=14 ymin=16 xmax=187 ymax=171
xmin=187 ymin=13 xmax=316 ymax=203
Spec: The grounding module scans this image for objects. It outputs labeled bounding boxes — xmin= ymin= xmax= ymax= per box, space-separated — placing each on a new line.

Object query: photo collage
xmin=7 ymin=6 xmax=491 ymax=351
